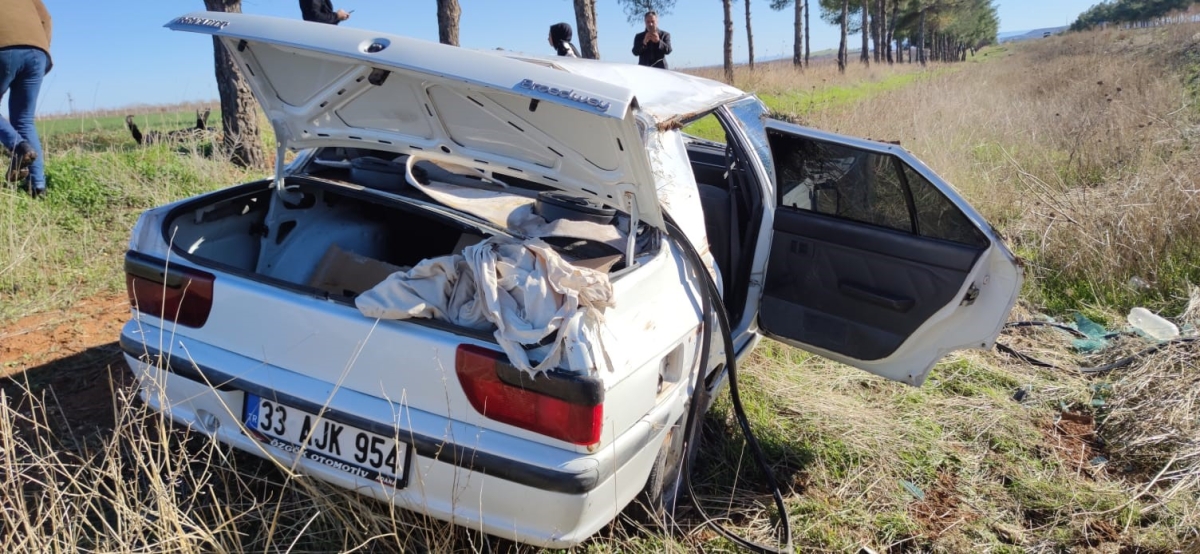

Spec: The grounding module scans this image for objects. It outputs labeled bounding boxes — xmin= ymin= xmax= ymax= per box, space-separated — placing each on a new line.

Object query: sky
xmin=24 ymin=0 xmax=1100 ymax=114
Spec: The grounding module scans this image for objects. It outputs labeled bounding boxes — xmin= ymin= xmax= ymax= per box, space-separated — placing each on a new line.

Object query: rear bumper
xmin=120 ymin=320 xmax=680 ymax=548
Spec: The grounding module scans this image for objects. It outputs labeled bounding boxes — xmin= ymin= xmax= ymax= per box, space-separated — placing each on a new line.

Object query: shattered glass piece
xmin=900 ymin=480 xmax=925 ymax=501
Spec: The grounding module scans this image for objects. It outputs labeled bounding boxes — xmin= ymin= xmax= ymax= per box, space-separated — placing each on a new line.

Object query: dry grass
xmin=1098 ymin=288 xmax=1200 ymax=510
xmin=0 ymin=381 xmax=468 ymax=553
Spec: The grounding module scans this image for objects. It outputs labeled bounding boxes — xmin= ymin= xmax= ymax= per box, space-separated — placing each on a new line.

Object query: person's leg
xmin=0 ymin=50 xmax=23 ymax=152
xmin=9 ymin=49 xmax=47 ymax=192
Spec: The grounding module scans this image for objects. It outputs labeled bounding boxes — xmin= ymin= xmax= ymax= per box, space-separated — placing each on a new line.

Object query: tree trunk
xmin=878 ymin=0 xmax=888 ymax=62
xmin=745 ymin=0 xmax=755 ymax=70
xmin=838 ymin=0 xmax=848 ymax=73
xmin=896 ymin=38 xmax=903 ymax=63
xmin=723 ymin=0 xmax=734 ymax=84
xmin=887 ymin=0 xmax=898 ymax=63
xmin=918 ymin=9 xmax=926 ymax=66
xmin=793 ymin=0 xmax=803 ymax=68
xmin=436 ymin=0 xmax=460 ymax=46
xmin=202 ymin=0 xmax=265 ymax=169
xmin=573 ymin=0 xmax=600 ymax=59
xmin=860 ymin=0 xmax=869 ymax=65
xmin=804 ymin=0 xmax=811 ymax=67
xmin=872 ymin=0 xmax=881 ymax=63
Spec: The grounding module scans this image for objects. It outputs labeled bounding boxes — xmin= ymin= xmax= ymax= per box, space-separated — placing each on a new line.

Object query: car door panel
xmin=755 ymin=121 xmax=1022 ymax=386
xmin=762 ymin=208 xmax=982 ymax=361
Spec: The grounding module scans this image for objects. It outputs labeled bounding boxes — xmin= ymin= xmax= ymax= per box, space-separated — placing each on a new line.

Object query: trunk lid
xmin=166 ymin=12 xmax=664 ymax=228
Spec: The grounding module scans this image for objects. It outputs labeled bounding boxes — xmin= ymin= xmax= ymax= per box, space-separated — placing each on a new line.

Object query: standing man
xmin=632 ymin=11 xmax=672 ymax=69
xmin=0 ymin=0 xmax=52 ymax=198
xmin=299 ymin=0 xmax=350 ymax=25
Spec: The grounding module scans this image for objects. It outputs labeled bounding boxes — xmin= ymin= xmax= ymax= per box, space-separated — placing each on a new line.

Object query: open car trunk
xmin=167 ymin=180 xmax=485 ymax=299
xmin=165 ymin=158 xmax=645 ymax=304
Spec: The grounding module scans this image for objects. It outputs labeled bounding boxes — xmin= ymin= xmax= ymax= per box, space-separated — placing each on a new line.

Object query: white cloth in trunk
xmin=352 ymin=254 xmax=491 ymax=330
xmin=355 ymin=236 xmax=615 ymax=376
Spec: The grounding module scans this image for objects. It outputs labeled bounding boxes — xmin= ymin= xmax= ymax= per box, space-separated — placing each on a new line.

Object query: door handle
xmin=838 ymin=281 xmax=915 ymax=313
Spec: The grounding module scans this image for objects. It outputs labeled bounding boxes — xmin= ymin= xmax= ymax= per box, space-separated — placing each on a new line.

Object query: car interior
xmin=681 ymin=116 xmax=765 ymax=329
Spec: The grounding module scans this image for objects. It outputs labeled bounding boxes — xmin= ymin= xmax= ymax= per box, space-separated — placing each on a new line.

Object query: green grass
xmin=0 ymin=127 xmax=257 ymax=321
xmin=1018 ymin=243 xmax=1200 ymax=318
xmin=36 ymin=109 xmax=222 ymax=137
xmin=759 ymin=69 xmax=934 ymax=116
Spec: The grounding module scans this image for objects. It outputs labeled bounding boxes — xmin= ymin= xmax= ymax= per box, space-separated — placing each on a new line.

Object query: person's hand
xmin=337 ymin=9 xmax=350 ymax=21
xmin=648 ymin=31 xmax=660 ymax=44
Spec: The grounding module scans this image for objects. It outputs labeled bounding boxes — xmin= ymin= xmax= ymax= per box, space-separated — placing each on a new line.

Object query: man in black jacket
xmin=632 ymin=11 xmax=671 ymax=69
xmin=299 ymin=0 xmax=349 ymax=25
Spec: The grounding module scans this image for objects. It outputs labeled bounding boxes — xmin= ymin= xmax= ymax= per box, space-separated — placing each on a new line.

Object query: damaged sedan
xmin=120 ymin=12 xmax=1022 ymax=548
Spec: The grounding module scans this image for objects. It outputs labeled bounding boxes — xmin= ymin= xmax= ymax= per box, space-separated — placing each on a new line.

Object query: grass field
xmin=2 ymin=24 xmax=1200 ymax=553
xmin=36 ymin=107 xmax=222 ymax=137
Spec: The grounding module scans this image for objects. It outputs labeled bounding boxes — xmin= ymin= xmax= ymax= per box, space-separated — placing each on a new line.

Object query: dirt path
xmin=1 ymin=294 xmax=128 ymax=373
xmin=0 ymin=294 xmax=132 ymax=430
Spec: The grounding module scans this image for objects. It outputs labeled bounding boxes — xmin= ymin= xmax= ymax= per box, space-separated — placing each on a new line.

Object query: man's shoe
xmin=29 ymin=187 xmax=44 ymax=199
xmin=7 ymin=142 xmax=37 ymax=183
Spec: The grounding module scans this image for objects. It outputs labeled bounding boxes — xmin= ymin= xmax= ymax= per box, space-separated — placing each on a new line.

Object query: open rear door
xmin=757 ymin=122 xmax=1022 ymax=386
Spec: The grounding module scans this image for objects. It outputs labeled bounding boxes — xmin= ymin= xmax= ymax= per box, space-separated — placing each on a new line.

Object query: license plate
xmin=242 ymin=393 xmax=409 ymax=488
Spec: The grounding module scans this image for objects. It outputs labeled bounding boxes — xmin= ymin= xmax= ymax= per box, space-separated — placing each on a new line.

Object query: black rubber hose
xmin=997 ymin=320 xmax=1197 ymax=374
xmin=1004 ymin=320 xmax=1089 ymax=339
xmin=664 ymin=216 xmax=792 ymax=554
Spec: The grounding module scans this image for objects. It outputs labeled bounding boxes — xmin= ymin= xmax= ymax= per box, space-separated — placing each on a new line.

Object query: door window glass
xmin=768 ymin=129 xmax=990 ymax=248
xmin=770 ymin=131 xmax=912 ymax=233
xmin=903 ymin=166 xmax=988 ymax=247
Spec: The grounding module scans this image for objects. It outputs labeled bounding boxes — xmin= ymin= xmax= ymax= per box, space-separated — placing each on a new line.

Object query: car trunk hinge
xmin=273 ymin=141 xmax=287 ymax=191
xmin=269 ymin=117 xmax=291 ymax=191
xmin=270 ymin=124 xmax=303 ymax=204
xmin=625 ymin=190 xmax=639 ymax=268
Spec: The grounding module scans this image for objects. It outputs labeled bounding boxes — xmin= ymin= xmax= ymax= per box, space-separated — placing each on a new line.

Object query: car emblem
xmin=517 ymin=79 xmax=611 ymax=112
xmin=171 ymin=16 xmax=231 ymax=30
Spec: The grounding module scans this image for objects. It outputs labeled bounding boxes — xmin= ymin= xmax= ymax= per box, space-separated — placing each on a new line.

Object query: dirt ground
xmin=0 ymin=294 xmax=133 ymax=430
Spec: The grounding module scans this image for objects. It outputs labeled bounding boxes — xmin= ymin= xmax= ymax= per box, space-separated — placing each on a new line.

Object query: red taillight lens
xmin=456 ymin=344 xmax=603 ymax=445
xmin=125 ymin=252 xmax=215 ymax=328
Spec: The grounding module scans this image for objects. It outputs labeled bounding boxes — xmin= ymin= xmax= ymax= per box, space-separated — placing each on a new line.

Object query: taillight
xmin=125 ymin=251 xmax=215 ymax=328
xmin=455 ymin=344 xmax=604 ymax=445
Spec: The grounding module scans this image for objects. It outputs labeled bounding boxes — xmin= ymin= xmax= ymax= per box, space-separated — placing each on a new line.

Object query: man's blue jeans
xmin=0 ymin=47 xmax=48 ymax=192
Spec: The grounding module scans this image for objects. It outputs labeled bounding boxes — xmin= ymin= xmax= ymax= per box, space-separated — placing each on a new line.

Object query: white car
xmin=121 ymin=12 xmax=1022 ymax=548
